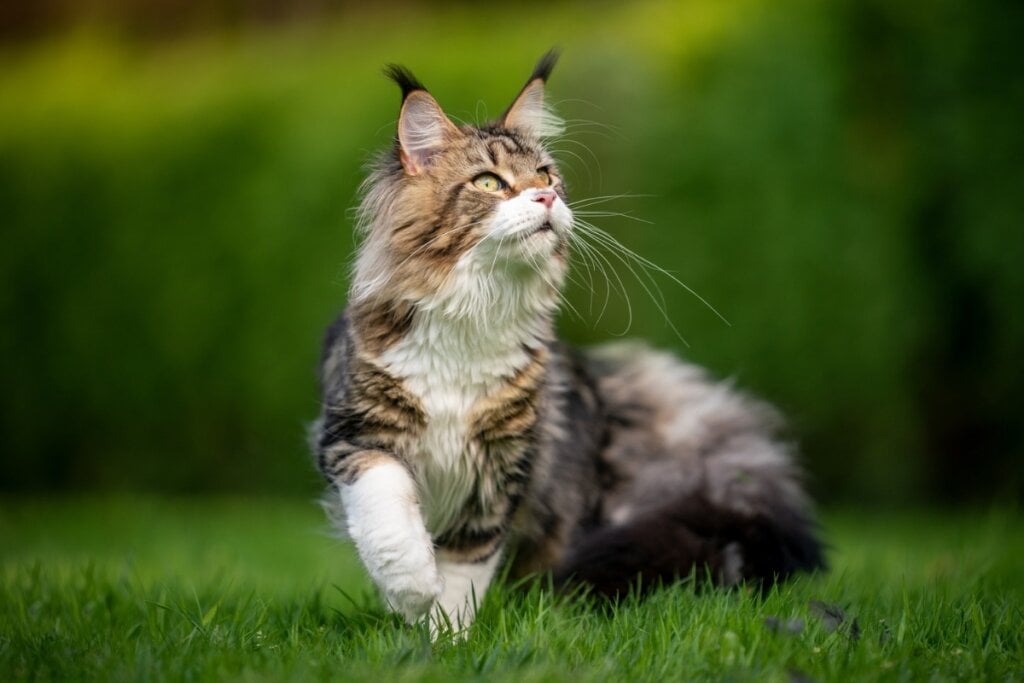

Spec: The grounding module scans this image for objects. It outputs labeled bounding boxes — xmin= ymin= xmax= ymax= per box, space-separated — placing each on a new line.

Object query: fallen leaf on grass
xmin=808 ymin=600 xmax=861 ymax=641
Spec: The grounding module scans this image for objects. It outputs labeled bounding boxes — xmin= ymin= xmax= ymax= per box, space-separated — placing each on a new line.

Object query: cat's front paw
xmin=338 ymin=460 xmax=444 ymax=623
xmin=383 ymin=561 xmax=444 ymax=623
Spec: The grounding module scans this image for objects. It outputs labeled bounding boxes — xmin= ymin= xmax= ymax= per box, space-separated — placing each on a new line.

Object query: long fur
xmin=311 ymin=52 xmax=825 ymax=630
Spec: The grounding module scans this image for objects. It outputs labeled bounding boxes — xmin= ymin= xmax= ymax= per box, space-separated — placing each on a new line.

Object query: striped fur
xmin=312 ymin=53 xmax=824 ymax=633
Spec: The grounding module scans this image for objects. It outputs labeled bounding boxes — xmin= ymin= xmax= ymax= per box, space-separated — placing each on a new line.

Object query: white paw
xmin=382 ymin=555 xmax=444 ymax=623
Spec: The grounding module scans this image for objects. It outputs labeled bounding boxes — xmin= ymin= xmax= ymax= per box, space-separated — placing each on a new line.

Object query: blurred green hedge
xmin=1 ymin=0 xmax=1021 ymax=501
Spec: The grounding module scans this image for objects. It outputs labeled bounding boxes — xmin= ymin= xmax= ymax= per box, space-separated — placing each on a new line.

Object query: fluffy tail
xmin=553 ymin=496 xmax=825 ymax=599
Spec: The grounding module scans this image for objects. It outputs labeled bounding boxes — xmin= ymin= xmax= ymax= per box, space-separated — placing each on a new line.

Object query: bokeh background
xmin=1 ymin=0 xmax=1021 ymax=505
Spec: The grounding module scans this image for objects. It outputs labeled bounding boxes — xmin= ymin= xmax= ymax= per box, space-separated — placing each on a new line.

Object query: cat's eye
xmin=538 ymin=168 xmax=553 ymax=185
xmin=472 ymin=173 xmax=506 ymax=192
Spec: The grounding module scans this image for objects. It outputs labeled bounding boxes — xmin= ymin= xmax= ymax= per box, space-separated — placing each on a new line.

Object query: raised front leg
xmin=432 ymin=550 xmax=502 ymax=635
xmin=332 ymin=452 xmax=443 ymax=623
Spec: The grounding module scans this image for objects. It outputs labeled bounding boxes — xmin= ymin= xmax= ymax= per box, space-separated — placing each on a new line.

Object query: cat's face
xmin=353 ymin=54 xmax=573 ymax=311
xmin=388 ymin=124 xmax=572 ymax=268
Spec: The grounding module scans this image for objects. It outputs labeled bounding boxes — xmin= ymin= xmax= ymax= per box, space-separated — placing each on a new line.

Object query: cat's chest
xmin=377 ymin=324 xmax=532 ymax=531
xmin=404 ymin=372 xmax=492 ymax=466
xmin=382 ymin=346 xmax=528 ymax=460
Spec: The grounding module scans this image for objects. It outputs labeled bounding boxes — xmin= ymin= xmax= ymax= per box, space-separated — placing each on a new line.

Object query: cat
xmin=312 ymin=50 xmax=824 ymax=634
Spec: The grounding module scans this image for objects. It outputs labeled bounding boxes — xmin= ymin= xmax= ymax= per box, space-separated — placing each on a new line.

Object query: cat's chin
xmin=519 ymin=221 xmax=561 ymax=245
xmin=513 ymin=227 xmax=562 ymax=262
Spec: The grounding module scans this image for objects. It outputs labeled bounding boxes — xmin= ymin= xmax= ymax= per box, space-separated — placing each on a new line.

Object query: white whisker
xmin=567 ymin=227 xmax=634 ymax=335
xmin=566 ymin=230 xmax=616 ymax=325
xmin=568 ymin=194 xmax=656 ymax=209
xmin=576 ymin=220 xmax=730 ymax=326
xmin=575 ymin=219 xmax=689 ymax=346
xmin=574 ymin=210 xmax=654 ymax=225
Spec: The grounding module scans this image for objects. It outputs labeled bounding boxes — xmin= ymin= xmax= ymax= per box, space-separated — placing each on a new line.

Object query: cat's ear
xmin=502 ymin=49 xmax=565 ymax=139
xmin=386 ymin=65 xmax=460 ymax=175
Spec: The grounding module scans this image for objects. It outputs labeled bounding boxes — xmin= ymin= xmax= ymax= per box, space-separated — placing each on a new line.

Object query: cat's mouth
xmin=535 ymin=221 xmax=554 ymax=234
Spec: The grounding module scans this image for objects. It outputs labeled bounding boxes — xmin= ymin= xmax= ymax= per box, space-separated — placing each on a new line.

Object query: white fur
xmin=339 ymin=461 xmax=443 ymax=623
xmin=433 ymin=551 xmax=502 ymax=635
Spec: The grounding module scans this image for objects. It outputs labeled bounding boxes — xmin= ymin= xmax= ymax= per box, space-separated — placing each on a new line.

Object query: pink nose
xmin=533 ymin=189 xmax=557 ymax=209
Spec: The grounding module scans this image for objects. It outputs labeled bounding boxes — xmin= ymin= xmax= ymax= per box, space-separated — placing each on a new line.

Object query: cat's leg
xmin=432 ymin=549 xmax=502 ymax=636
xmin=332 ymin=451 xmax=443 ymax=623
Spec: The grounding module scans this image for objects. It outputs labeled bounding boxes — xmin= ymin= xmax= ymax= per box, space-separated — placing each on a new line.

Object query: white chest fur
xmin=377 ymin=306 xmax=546 ymax=535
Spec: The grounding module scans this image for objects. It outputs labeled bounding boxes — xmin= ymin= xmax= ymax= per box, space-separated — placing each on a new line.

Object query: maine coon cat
xmin=312 ymin=51 xmax=824 ymax=633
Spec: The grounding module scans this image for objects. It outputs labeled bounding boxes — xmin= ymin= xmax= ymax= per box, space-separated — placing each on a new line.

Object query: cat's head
xmin=353 ymin=51 xmax=573 ymax=317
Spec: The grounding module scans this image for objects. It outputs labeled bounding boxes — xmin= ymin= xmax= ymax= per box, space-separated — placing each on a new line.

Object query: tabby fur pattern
xmin=312 ymin=51 xmax=824 ymax=634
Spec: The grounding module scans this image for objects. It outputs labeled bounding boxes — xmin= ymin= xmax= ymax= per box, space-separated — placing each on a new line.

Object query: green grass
xmin=1 ymin=499 xmax=1021 ymax=681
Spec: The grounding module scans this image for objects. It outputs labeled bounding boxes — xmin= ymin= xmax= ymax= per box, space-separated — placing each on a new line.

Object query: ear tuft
xmin=528 ymin=48 xmax=560 ymax=84
xmin=384 ymin=64 xmax=427 ymax=101
xmin=502 ymin=49 xmax=565 ymax=139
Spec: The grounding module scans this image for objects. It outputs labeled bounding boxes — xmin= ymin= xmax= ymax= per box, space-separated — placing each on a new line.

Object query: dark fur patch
xmin=529 ymin=49 xmax=560 ymax=84
xmin=435 ymin=523 xmax=505 ymax=563
xmin=345 ymin=358 xmax=425 ymax=432
xmin=553 ymin=495 xmax=826 ymax=600
xmin=384 ymin=64 xmax=427 ymax=100
xmin=322 ymin=447 xmax=393 ymax=485
xmin=469 ymin=347 xmax=547 ymax=442
xmin=350 ymin=299 xmax=415 ymax=356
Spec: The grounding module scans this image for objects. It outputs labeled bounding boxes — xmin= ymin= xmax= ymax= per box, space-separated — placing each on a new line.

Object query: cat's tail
xmin=552 ymin=495 xmax=825 ymax=599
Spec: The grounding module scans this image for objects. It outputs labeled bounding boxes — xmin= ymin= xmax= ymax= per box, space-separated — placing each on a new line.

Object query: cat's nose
xmin=532 ymin=189 xmax=557 ymax=209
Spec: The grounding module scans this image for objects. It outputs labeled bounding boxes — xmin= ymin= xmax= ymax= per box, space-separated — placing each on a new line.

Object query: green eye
xmin=472 ymin=173 xmax=505 ymax=192
xmin=538 ymin=168 xmax=552 ymax=185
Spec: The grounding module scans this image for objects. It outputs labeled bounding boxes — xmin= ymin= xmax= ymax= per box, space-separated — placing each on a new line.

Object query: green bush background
xmin=1 ymin=0 xmax=1021 ymax=502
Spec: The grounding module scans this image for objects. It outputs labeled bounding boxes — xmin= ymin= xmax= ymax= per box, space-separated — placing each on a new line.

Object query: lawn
xmin=1 ymin=498 xmax=1021 ymax=681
